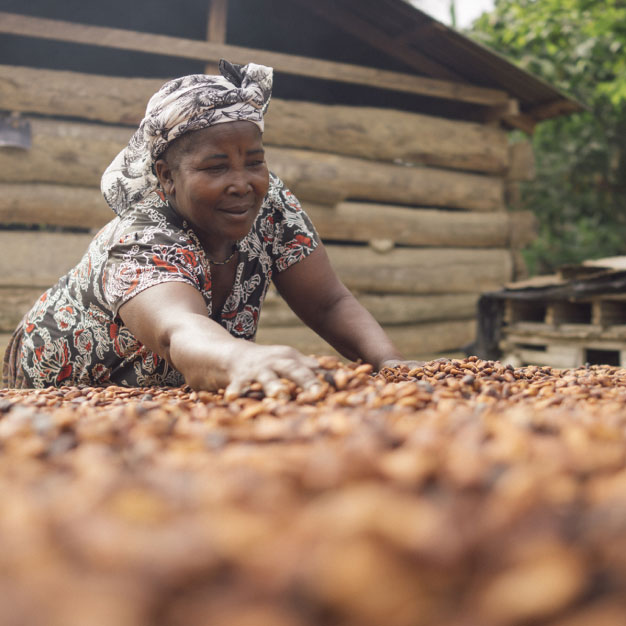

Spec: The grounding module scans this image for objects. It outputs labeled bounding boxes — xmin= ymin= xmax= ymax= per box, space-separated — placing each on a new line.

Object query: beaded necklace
xmin=208 ymin=244 xmax=238 ymax=265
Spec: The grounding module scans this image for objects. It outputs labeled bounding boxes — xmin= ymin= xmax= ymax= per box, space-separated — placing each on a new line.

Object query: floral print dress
xmin=3 ymin=174 xmax=318 ymax=388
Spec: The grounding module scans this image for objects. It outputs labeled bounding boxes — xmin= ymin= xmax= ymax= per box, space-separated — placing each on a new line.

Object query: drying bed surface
xmin=1 ymin=357 xmax=626 ymax=626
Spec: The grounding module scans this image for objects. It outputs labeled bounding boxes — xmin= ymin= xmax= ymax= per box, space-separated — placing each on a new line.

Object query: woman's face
xmin=155 ymin=121 xmax=270 ymax=254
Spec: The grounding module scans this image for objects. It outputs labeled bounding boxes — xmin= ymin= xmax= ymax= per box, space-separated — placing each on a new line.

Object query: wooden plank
xmin=528 ymin=99 xmax=581 ymax=122
xmin=326 ymin=247 xmax=512 ymax=294
xmin=259 ymin=291 xmax=479 ymax=327
xmin=0 ymin=183 xmax=111 ymax=229
xmin=503 ymin=113 xmax=537 ymax=135
xmin=515 ymin=346 xmax=582 ymax=369
xmin=506 ymin=322 xmax=602 ymax=341
xmin=0 ymin=12 xmax=510 ymax=107
xmin=502 ymin=334 xmax=626 ymax=368
xmin=0 ymin=65 xmax=510 ymax=174
xmin=0 ymin=117 xmax=506 ymax=211
xmin=504 ymin=326 xmax=626 ymax=345
xmin=0 ymin=287 xmax=42 ymax=332
xmin=0 ymin=231 xmax=91 ymax=287
xmin=256 ymin=319 xmax=476 ymax=358
xmin=307 ymin=203 xmax=514 ymax=247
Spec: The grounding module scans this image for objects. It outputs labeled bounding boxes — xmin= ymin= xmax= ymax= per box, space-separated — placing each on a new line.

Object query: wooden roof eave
xmin=325 ymin=0 xmax=584 ymax=123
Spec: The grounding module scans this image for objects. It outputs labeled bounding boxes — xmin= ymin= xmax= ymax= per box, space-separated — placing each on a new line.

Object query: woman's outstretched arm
xmin=273 ymin=244 xmax=417 ymax=370
xmin=118 ymin=282 xmax=320 ymax=397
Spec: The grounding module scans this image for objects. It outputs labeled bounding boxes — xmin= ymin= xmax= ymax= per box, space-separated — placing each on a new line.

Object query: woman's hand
xmin=220 ymin=342 xmax=321 ymax=400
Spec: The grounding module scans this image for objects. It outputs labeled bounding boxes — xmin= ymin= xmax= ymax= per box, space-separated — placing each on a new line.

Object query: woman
xmin=3 ymin=60 xmax=411 ymax=397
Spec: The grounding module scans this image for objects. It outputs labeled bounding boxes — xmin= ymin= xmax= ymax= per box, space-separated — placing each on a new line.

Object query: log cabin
xmin=0 ymin=0 xmax=581 ymax=361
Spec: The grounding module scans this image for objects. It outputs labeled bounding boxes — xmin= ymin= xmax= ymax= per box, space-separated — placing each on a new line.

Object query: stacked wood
xmin=0 ymin=64 xmax=536 ymax=359
xmin=1 ymin=357 xmax=626 ymax=625
xmin=0 ymin=65 xmax=510 ymax=173
xmin=0 ymin=117 xmax=505 ymax=210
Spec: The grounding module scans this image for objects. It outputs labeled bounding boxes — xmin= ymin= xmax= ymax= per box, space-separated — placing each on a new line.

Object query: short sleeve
xmin=102 ymin=227 xmax=207 ymax=316
xmin=267 ymin=176 xmax=320 ymax=273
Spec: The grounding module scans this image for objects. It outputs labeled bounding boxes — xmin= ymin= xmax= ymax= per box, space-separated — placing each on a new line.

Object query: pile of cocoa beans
xmin=1 ymin=357 xmax=626 ymax=626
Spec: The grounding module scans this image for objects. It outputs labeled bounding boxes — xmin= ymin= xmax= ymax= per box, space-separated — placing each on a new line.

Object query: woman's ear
xmin=154 ymin=158 xmax=175 ymax=196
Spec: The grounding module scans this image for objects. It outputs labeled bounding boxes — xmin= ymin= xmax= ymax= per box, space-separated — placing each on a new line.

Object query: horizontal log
xmin=256 ymin=319 xmax=476 ymax=358
xmin=0 ymin=284 xmax=479 ymax=335
xmin=0 ymin=183 xmax=112 ymax=229
xmin=0 ymin=181 xmax=530 ymax=245
xmin=0 ymin=322 xmax=473 ymax=376
xmin=268 ymin=101 xmax=509 ymax=174
xmin=0 ymin=117 xmax=505 ymax=211
xmin=0 ymin=66 xmax=171 ymax=126
xmin=307 ymin=203 xmax=533 ymax=248
xmin=326 ymin=247 xmax=513 ymax=294
xmin=259 ymin=292 xmax=479 ymax=327
xmin=0 ymin=65 xmax=510 ymax=174
xmin=0 ymin=232 xmax=91 ymax=288
xmin=267 ymin=148 xmax=504 ymax=210
xmin=0 ymin=333 xmax=11 ymax=376
xmin=0 ymin=118 xmax=131 ymax=190
xmin=0 ymin=287 xmax=43 ymax=332
xmin=0 ymin=13 xmax=510 ymax=107
xmin=0 ymin=232 xmax=513 ymax=295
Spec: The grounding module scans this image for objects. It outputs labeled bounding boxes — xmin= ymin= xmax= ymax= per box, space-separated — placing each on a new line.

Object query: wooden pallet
xmin=501 ymin=295 xmax=626 ymax=367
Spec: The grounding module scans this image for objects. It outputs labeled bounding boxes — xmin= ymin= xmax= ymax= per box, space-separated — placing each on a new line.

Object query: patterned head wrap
xmin=101 ymin=60 xmax=273 ymax=215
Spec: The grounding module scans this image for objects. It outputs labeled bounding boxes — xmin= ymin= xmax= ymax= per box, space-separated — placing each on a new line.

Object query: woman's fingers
xmin=275 ymin=363 xmax=320 ymax=391
xmin=224 ymin=379 xmax=246 ymax=402
xmin=254 ymin=369 xmax=289 ymax=398
xmin=224 ymin=352 xmax=322 ymax=400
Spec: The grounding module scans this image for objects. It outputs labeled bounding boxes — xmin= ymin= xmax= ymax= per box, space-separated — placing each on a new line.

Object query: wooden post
xmin=206 ymin=0 xmax=228 ymax=73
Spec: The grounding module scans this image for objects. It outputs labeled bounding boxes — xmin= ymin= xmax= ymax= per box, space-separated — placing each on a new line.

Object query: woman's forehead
xmin=185 ymin=121 xmax=262 ymax=151
xmin=164 ymin=120 xmax=263 ymax=165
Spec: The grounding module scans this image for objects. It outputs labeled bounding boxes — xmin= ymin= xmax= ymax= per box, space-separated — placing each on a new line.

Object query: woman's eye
xmin=204 ymin=164 xmax=227 ymax=172
xmin=248 ymin=160 xmax=264 ymax=167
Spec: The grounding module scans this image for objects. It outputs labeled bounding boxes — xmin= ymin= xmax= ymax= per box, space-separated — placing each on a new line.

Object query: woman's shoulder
xmin=102 ymin=191 xmax=188 ymax=246
xmin=264 ymin=172 xmax=304 ymax=214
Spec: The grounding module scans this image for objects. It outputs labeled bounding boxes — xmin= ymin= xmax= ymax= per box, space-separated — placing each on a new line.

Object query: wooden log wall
xmin=0 ymin=65 xmax=537 ymax=362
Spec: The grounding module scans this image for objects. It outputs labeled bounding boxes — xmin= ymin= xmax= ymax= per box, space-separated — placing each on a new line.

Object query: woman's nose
xmin=226 ymin=168 xmax=251 ymax=195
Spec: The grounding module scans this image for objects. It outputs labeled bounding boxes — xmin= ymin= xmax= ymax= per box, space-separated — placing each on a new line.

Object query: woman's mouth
xmin=218 ymin=205 xmax=251 ymax=215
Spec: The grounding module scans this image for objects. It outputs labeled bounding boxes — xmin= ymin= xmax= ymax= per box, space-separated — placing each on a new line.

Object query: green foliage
xmin=470 ymin=0 xmax=626 ymax=274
